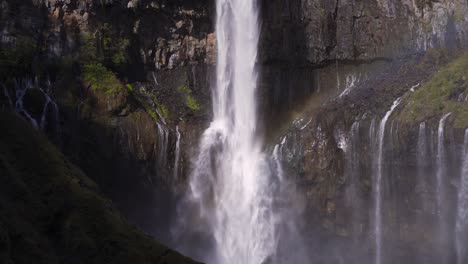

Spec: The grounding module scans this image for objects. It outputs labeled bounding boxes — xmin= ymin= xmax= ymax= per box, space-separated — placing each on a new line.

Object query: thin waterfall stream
xmin=374 ymin=97 xmax=402 ymax=264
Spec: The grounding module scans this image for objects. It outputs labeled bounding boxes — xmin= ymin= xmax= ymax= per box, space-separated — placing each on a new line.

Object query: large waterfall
xmin=185 ymin=0 xmax=276 ymax=263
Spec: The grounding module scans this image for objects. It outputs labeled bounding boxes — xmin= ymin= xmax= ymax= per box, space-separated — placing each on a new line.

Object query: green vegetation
xmin=126 ymin=84 xmax=134 ymax=92
xmin=158 ymin=104 xmax=169 ymax=120
xmin=178 ymin=85 xmax=200 ymax=111
xmin=147 ymin=108 xmax=158 ymax=120
xmin=82 ymin=63 xmax=124 ymax=94
xmin=79 ymin=24 xmax=130 ymax=69
xmin=78 ymin=24 xmax=130 ymax=96
xmin=0 ymin=112 xmax=198 ymax=264
xmin=398 ymin=52 xmax=468 ymax=128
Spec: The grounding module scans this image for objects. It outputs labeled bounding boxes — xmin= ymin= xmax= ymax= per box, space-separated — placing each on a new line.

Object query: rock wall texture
xmin=0 ymin=1 xmax=467 ymax=263
xmin=0 ymin=0 xmax=214 ymax=248
xmin=260 ymin=0 xmax=468 ymax=65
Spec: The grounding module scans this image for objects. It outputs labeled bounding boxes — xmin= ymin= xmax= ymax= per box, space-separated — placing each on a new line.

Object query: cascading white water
xmin=436 ymin=113 xmax=451 ymax=214
xmin=187 ymin=0 xmax=276 ymax=263
xmin=156 ymin=123 xmax=169 ymax=169
xmin=272 ymin=137 xmax=286 ymax=182
xmin=14 ymin=79 xmax=39 ymax=128
xmin=435 ymin=112 xmax=451 ymax=263
xmin=456 ymin=129 xmax=468 ymax=264
xmin=338 ymin=74 xmax=358 ymax=98
xmin=374 ymin=97 xmax=402 ymax=264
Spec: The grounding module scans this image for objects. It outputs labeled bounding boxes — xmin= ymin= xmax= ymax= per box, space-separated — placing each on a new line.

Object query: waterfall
xmin=156 ymin=123 xmax=169 ymax=168
xmin=39 ymin=88 xmax=59 ymax=132
xmin=417 ymin=122 xmax=430 ymax=212
xmin=173 ymin=125 xmax=181 ymax=180
xmin=374 ymin=97 xmax=402 ymax=264
xmin=339 ymin=74 xmax=358 ymax=98
xmin=186 ymin=0 xmax=276 ymax=263
xmin=344 ymin=122 xmax=361 ymax=240
xmin=456 ymin=129 xmax=468 ymax=264
xmin=14 ymin=79 xmax=39 ymax=128
xmin=436 ymin=113 xmax=451 ymax=214
xmin=435 ymin=112 xmax=451 ymax=263
xmin=272 ymin=137 xmax=286 ymax=182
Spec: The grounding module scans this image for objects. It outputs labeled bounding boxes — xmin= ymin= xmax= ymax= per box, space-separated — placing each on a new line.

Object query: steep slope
xmin=0 ymin=111 xmax=198 ymax=264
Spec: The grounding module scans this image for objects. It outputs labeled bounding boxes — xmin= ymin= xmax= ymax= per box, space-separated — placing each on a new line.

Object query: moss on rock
xmin=397 ymin=52 xmax=468 ymax=128
xmin=178 ymin=85 xmax=200 ymax=111
xmin=82 ymin=63 xmax=124 ymax=95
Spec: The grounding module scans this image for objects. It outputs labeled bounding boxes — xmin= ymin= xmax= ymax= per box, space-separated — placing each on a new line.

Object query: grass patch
xmin=398 ymin=52 xmax=468 ymax=128
xmin=177 ymin=85 xmax=200 ymax=111
xmin=82 ymin=63 xmax=124 ymax=94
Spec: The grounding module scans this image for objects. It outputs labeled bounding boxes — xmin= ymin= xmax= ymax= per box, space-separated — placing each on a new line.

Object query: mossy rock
xmin=178 ymin=85 xmax=200 ymax=111
xmin=397 ymin=51 xmax=468 ymax=128
xmin=0 ymin=111 xmax=199 ymax=264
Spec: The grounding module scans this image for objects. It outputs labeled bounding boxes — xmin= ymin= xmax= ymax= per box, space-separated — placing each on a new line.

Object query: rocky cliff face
xmin=260 ymin=0 xmax=468 ymax=65
xmin=0 ymin=0 xmax=467 ymax=263
xmin=258 ymin=0 xmax=468 ymax=132
xmin=257 ymin=1 xmax=468 ymax=263
xmin=0 ymin=0 xmax=215 ymax=253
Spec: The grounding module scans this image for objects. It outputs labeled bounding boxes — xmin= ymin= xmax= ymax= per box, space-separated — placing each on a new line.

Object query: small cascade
xmin=151 ymin=72 xmax=159 ymax=86
xmin=436 ymin=112 xmax=451 ymax=263
xmin=40 ymin=94 xmax=52 ymax=129
xmin=339 ymin=74 xmax=358 ymax=98
xmin=416 ymin=122 xmax=431 ymax=212
xmin=374 ymin=97 xmax=402 ymax=264
xmin=155 ymin=108 xmax=167 ymax=125
xmin=456 ymin=129 xmax=468 ymax=264
xmin=156 ymin=122 xmax=169 ymax=169
xmin=272 ymin=137 xmax=286 ymax=182
xmin=6 ymin=78 xmax=61 ymax=136
xmin=173 ymin=125 xmax=181 ymax=180
xmin=344 ymin=121 xmax=361 ymax=240
xmin=436 ymin=113 xmax=451 ymax=213
xmin=14 ymin=79 xmax=38 ymax=129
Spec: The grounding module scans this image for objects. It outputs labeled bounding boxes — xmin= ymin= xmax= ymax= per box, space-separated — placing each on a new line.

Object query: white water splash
xmin=185 ymin=0 xmax=277 ymax=263
xmin=374 ymin=97 xmax=402 ymax=264
xmin=456 ymin=129 xmax=468 ymax=264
